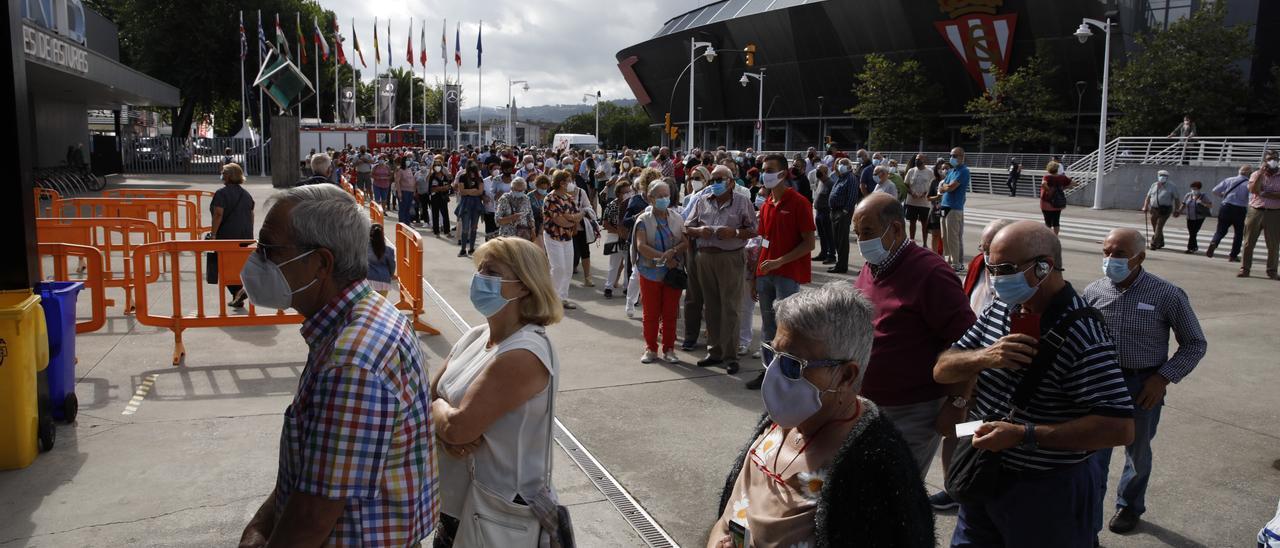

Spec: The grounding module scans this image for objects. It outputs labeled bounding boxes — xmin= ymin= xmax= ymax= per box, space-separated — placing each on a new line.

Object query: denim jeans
xmin=756 ymin=275 xmax=800 ymax=365
xmin=1090 ymin=367 xmax=1164 ymax=532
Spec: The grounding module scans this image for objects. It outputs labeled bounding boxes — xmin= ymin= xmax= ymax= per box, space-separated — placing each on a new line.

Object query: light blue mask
xmin=858 ymin=231 xmax=892 ymax=265
xmin=1103 ymin=257 xmax=1131 ymax=283
xmin=654 ymin=197 xmax=671 ymax=210
xmin=470 ymin=272 xmax=517 ymax=317
xmin=710 ymin=181 xmax=728 ymax=195
xmin=949 ymin=157 xmax=960 ymax=167
xmin=992 ymin=266 xmax=1041 ymax=305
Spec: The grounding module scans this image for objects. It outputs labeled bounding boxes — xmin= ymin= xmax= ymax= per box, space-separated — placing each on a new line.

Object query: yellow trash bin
xmin=0 ymin=289 xmax=50 ymax=470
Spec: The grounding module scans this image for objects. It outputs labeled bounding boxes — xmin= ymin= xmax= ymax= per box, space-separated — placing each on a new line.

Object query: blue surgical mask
xmin=1103 ymin=257 xmax=1131 ymax=284
xmin=858 ymin=232 xmax=891 ymax=265
xmin=837 ymin=164 xmax=850 ymax=175
xmin=949 ymin=157 xmax=960 ymax=167
xmin=992 ymin=265 xmax=1042 ymax=305
xmin=470 ymin=272 xmax=517 ymax=317
xmin=754 ymin=194 xmax=766 ymax=208
xmin=871 ymin=159 xmax=881 ymax=166
xmin=654 ymin=197 xmax=671 ymax=210
xmin=1158 ymin=175 xmax=1168 ymax=183
xmin=710 ymin=180 xmax=727 ymax=195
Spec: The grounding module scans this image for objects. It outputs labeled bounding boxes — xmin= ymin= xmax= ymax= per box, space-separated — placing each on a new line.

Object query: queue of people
xmin=234 ymin=139 xmax=1249 ymax=547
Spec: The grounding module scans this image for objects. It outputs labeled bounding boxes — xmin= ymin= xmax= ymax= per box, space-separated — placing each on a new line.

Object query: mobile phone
xmin=728 ymin=520 xmax=748 ymax=548
xmin=1011 ymin=311 xmax=1041 ymax=341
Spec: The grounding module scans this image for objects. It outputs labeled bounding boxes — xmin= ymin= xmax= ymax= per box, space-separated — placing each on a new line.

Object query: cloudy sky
xmin=328 ymin=0 xmax=696 ymax=107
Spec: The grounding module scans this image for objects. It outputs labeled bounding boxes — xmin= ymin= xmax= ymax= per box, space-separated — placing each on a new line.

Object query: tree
xmin=962 ymin=56 xmax=1069 ymax=151
xmin=384 ymin=67 xmax=443 ymax=126
xmin=552 ymin=103 xmax=659 ymax=148
xmin=847 ymin=54 xmax=941 ymax=150
xmin=1109 ymin=2 xmax=1253 ymax=136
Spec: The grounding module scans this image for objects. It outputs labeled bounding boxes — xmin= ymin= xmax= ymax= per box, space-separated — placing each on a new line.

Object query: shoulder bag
xmin=454 ymin=328 xmax=574 ymax=548
xmin=945 ymin=306 xmax=1104 ymax=506
xmin=205 ymin=187 xmax=246 ymax=285
xmin=1049 ymin=180 xmax=1068 ymax=209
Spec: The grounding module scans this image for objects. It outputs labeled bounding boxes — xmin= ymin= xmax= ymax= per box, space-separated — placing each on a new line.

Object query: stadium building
xmin=615 ymin=0 xmax=1278 ymax=153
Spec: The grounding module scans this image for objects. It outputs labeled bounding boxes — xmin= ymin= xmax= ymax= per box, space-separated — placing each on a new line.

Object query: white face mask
xmin=689 ymin=179 xmax=705 ymax=193
xmin=239 ymin=250 xmax=316 ymax=310
xmin=761 ymin=171 xmax=783 ymax=189
xmin=565 ymin=182 xmax=578 ymax=193
xmin=1268 ymin=159 xmax=1279 ymax=170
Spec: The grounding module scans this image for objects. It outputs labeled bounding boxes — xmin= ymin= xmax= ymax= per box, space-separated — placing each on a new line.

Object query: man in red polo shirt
xmin=852 ymin=192 xmax=976 ymax=483
xmin=746 ymin=153 xmax=817 ymax=389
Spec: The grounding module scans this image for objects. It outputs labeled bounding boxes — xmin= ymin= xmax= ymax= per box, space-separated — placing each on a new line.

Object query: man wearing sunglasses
xmin=934 ymin=221 xmax=1134 ymax=547
xmin=239 ymin=186 xmax=437 ymax=546
xmin=853 ymin=193 xmax=976 ymax=483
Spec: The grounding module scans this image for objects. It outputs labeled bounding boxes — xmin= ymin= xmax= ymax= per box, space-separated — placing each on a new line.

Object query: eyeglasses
xmin=761 ymin=343 xmax=846 ymax=380
xmin=984 ymin=255 xmax=1045 ymax=277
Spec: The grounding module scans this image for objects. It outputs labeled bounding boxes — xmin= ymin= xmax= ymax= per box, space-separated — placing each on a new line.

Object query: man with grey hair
xmin=297 ymin=153 xmax=334 ymax=186
xmin=1206 ymin=164 xmax=1253 ymax=262
xmin=853 ymin=193 xmax=976 ymax=487
xmin=1085 ymin=227 xmax=1206 ymax=535
xmin=708 ymin=282 xmax=935 ymax=547
xmin=687 ymin=164 xmax=758 ymax=374
xmin=238 ymin=185 xmax=438 ymax=546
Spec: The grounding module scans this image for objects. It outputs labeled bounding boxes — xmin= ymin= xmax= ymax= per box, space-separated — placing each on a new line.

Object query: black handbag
xmin=662 ymin=267 xmax=688 ymax=290
xmin=1049 ymin=186 xmax=1068 ymax=209
xmin=204 ymin=233 xmax=218 ymax=284
xmin=945 ymin=307 xmax=1104 ymax=506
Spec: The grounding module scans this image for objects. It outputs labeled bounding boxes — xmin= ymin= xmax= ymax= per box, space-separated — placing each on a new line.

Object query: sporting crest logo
xmin=934 ymin=0 xmax=1017 ymax=93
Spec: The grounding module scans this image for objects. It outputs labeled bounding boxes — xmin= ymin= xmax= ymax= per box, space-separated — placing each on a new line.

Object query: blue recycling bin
xmin=37 ymin=282 xmax=84 ymax=422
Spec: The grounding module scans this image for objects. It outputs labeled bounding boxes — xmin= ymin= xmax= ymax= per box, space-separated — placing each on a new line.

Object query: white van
xmin=552 ymin=133 xmax=599 ymax=151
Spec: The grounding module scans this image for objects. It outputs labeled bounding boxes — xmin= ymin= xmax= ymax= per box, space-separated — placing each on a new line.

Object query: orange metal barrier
xmin=103 ymin=189 xmax=214 ymax=233
xmin=35 ymin=188 xmax=61 ymax=217
xmin=395 ymin=223 xmax=440 ymax=335
xmin=52 ymin=197 xmax=203 ymax=241
xmin=132 ymin=239 xmax=303 ymax=365
xmin=353 ymin=188 xmax=366 ymax=206
xmin=37 ymin=217 xmax=163 ymax=313
xmin=37 ymin=242 xmax=107 ymax=333
xmin=370 ymin=201 xmax=384 ymax=226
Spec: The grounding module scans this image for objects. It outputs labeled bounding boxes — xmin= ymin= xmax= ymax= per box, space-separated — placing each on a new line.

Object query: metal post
xmin=258 ymin=10 xmax=265 ymax=176
xmin=757 ymin=70 xmax=764 ymax=152
xmin=1074 ymin=81 xmax=1086 ymax=154
xmin=1093 ymin=17 xmax=1111 ymax=210
xmin=688 ymin=37 xmax=695 ymax=151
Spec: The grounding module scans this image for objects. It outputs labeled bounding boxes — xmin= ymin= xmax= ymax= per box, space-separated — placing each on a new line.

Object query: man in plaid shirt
xmin=239 ymin=185 xmax=437 ymax=547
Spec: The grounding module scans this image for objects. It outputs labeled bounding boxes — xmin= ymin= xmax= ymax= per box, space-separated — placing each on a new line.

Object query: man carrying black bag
xmin=933 ymin=221 xmax=1134 ymax=548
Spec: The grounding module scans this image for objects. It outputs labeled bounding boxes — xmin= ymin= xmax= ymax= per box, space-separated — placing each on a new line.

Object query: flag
xmin=386 ymin=19 xmax=392 ymax=66
xmin=454 ymin=22 xmax=461 ymax=67
xmin=349 ymin=18 xmax=362 ymax=67
xmin=476 ymin=22 xmax=482 ymax=68
xmin=274 ymin=13 xmax=291 ymax=60
xmin=373 ymin=18 xmax=380 ymax=64
xmin=419 ymin=24 xmax=426 ymax=67
xmin=239 ymin=13 xmax=247 ymax=60
xmin=334 ymin=17 xmax=348 ymax=65
xmin=406 ymin=19 xmax=413 ymax=67
xmin=257 ymin=11 xmax=266 ymax=60
xmin=440 ymin=20 xmax=446 ymax=63
xmin=314 ymin=16 xmax=328 ymax=61
xmin=296 ymin=13 xmax=307 ymax=65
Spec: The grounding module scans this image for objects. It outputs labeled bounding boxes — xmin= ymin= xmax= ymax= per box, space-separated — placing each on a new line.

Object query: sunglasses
xmin=762 ymin=343 xmax=846 ymax=380
xmin=984 ymin=255 xmax=1046 ymax=277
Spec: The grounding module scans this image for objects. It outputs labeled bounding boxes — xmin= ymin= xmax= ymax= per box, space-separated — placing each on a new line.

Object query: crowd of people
xmin=221 ymin=140 xmax=1280 ymax=548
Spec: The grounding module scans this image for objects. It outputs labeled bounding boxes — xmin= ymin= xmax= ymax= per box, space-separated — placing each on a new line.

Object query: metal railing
xmin=1063 ymin=136 xmax=1278 ymax=197
xmin=120 ymin=136 xmax=270 ymax=175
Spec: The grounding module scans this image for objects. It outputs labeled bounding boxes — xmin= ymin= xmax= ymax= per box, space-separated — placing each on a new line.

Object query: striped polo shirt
xmin=954 ymin=285 xmax=1134 ymax=471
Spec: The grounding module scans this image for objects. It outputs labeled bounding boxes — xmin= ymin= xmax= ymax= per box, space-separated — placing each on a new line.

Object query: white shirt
xmin=905 ymin=167 xmax=934 ymax=208
xmin=875 ymin=179 xmax=898 ymax=196
xmin=437 ymin=324 xmax=558 ymax=517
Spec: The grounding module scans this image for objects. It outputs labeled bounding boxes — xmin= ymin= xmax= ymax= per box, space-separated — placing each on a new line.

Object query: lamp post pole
xmin=741 ymin=69 xmax=766 ymax=152
xmin=1073 ymin=80 xmax=1087 ymax=155
xmin=689 ymin=38 xmax=715 ymax=151
xmin=1077 ymin=17 xmax=1112 ymax=209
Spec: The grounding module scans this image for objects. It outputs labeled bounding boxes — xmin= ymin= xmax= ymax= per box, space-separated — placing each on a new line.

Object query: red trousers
xmin=640 ymin=276 xmax=682 ymax=352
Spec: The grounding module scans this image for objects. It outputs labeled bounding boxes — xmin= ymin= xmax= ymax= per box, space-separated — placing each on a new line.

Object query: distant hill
xmin=460 ymin=99 xmax=637 ymax=124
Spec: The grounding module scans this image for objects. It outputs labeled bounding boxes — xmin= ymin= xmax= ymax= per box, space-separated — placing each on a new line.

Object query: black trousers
xmin=815 ymin=208 xmax=833 ymax=258
xmin=1006 ymin=174 xmax=1019 ymax=196
xmin=831 ymin=209 xmax=853 ymax=269
xmin=429 ymin=193 xmax=450 ymax=234
xmin=1209 ymin=203 xmax=1246 ymax=258
xmin=483 ymin=212 xmax=497 ymax=240
xmin=1186 ymin=218 xmax=1206 ymax=251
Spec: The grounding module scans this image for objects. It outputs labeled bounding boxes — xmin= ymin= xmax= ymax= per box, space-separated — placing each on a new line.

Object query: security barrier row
xmin=34 ymin=188 xmax=61 ymax=217
xmin=50 ymin=197 xmax=203 ymax=241
xmin=36 ymin=242 xmax=106 ymax=333
xmin=370 ymin=201 xmax=385 ymax=227
xmin=395 ymin=223 xmax=440 ymax=335
xmin=36 ymin=217 xmax=163 ymax=313
xmin=102 ymin=189 xmax=215 ymax=234
xmin=131 ymin=239 xmax=303 ymax=365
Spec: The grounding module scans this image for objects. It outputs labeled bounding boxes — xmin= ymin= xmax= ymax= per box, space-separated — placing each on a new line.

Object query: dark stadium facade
xmin=615 ymin=0 xmax=1278 ymax=152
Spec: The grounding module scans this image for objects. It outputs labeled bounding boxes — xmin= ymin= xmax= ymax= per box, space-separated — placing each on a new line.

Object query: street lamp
xmin=689 ymin=39 xmax=717 ymax=150
xmin=508 ymin=79 xmax=529 ymax=145
xmin=740 ymin=68 xmax=765 ymax=152
xmin=1075 ymin=17 xmax=1112 ymax=209
xmin=817 ymin=96 xmax=825 ymax=151
xmin=1073 ymin=80 xmax=1087 ymax=155
xmin=583 ymin=91 xmax=600 ymax=143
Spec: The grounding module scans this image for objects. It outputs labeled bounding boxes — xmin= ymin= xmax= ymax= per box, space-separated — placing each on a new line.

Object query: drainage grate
xmin=419 ymin=275 xmax=679 ymax=548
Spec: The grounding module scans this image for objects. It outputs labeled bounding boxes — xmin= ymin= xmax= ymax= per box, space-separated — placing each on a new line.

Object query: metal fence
xmin=120 ymin=136 xmax=270 ymax=176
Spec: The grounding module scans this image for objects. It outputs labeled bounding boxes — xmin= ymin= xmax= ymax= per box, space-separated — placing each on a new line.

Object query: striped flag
xmin=453 ymin=22 xmax=460 ymax=67
xmin=314 ymin=16 xmax=328 ymax=61
xmin=476 ymin=22 xmax=482 ymax=68
xmin=419 ymin=24 xmax=426 ymax=67
xmin=440 ymin=20 xmax=446 ymax=64
xmin=274 ymin=13 xmax=291 ymax=60
xmin=386 ymin=19 xmax=392 ymax=66
xmin=406 ymin=19 xmax=413 ymax=67
xmin=334 ymin=16 xmax=348 ymax=65
xmin=239 ymin=14 xmax=247 ymax=60
xmin=295 ymin=13 xmax=307 ymax=65
xmin=349 ymin=18 xmax=362 ymax=67
xmin=257 ymin=11 xmax=266 ymax=60
xmin=373 ymin=18 xmax=380 ymax=64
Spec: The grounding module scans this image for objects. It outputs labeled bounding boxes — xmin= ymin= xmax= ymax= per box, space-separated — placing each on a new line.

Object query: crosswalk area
xmin=965 ymin=207 xmax=1200 ymax=246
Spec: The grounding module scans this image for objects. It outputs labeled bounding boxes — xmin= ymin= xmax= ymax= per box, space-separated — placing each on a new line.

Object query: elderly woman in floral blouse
xmin=496 ymin=176 xmax=535 ymax=241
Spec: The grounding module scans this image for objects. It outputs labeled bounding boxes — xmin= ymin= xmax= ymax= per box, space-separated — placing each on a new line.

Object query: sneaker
xmin=1108 ymin=508 xmax=1140 ymax=534
xmin=562 ymin=300 xmax=578 ymax=310
xmin=737 ymin=345 xmax=749 ymax=357
xmin=929 ymin=491 xmax=959 ymax=511
xmin=663 ymin=351 xmax=679 ymax=364
xmin=625 ymin=308 xmax=636 ymax=319
xmin=640 ymin=351 xmax=657 ymax=364
xmin=603 ymin=288 xmax=613 ymax=299
xmin=680 ymin=340 xmax=697 ymax=351
xmin=457 ymin=249 xmax=467 ymax=257
xmin=750 ymin=349 xmax=761 ymax=359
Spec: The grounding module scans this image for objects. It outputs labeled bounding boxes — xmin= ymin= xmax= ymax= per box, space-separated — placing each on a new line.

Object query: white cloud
xmin=328 ymin=0 xmax=695 ymax=107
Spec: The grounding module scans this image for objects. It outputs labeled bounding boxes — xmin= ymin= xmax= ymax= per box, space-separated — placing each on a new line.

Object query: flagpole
xmin=409 ymin=17 xmax=414 ymax=132
xmin=296 ymin=12 xmax=303 ymax=120
xmin=313 ymin=16 xmax=320 ymax=123
xmin=477 ymin=21 xmax=482 ymax=146
xmin=442 ymin=19 xmax=448 ymax=151
xmin=240 ymin=11 xmax=245 ymax=137
xmin=374 ymin=17 xmax=379 ymax=127
xmin=258 ymin=10 xmax=265 ymax=176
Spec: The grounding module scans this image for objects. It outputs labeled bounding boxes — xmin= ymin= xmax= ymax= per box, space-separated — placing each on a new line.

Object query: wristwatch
xmin=1020 ymin=423 xmax=1038 ymax=450
xmin=948 ymin=395 xmax=968 ymax=409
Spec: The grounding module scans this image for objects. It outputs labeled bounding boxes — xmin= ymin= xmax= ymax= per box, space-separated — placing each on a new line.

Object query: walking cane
xmin=1144 ymin=209 xmax=1151 ymax=246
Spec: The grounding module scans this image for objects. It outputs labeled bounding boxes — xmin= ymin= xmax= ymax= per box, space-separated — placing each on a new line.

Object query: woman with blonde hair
xmin=431 ymin=237 xmax=566 ymax=547
xmin=541 ymin=169 xmax=583 ymax=308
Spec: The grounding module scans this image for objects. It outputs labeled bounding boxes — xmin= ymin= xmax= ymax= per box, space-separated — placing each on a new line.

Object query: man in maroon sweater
xmin=852 ymin=193 xmax=976 ymax=483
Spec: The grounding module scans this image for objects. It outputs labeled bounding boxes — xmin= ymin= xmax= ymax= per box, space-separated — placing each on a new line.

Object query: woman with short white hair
xmin=707 ymin=283 xmax=934 ymax=548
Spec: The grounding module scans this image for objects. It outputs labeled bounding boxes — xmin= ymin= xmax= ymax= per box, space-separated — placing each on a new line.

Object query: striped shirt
xmin=1083 ymin=270 xmax=1207 ymax=383
xmin=275 ymin=281 xmax=438 ymax=546
xmin=954 ymin=285 xmax=1133 ymax=471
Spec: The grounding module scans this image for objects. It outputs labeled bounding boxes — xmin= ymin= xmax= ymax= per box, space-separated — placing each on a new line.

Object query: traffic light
xmin=669 ymin=124 xmax=680 ymax=142
xmin=744 ymin=43 xmax=757 ymax=67
xmin=664 ymin=112 xmax=672 ymax=137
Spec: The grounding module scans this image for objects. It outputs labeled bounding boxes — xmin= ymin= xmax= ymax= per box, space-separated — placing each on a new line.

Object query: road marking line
xmin=122 ymin=374 xmax=158 ymax=415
